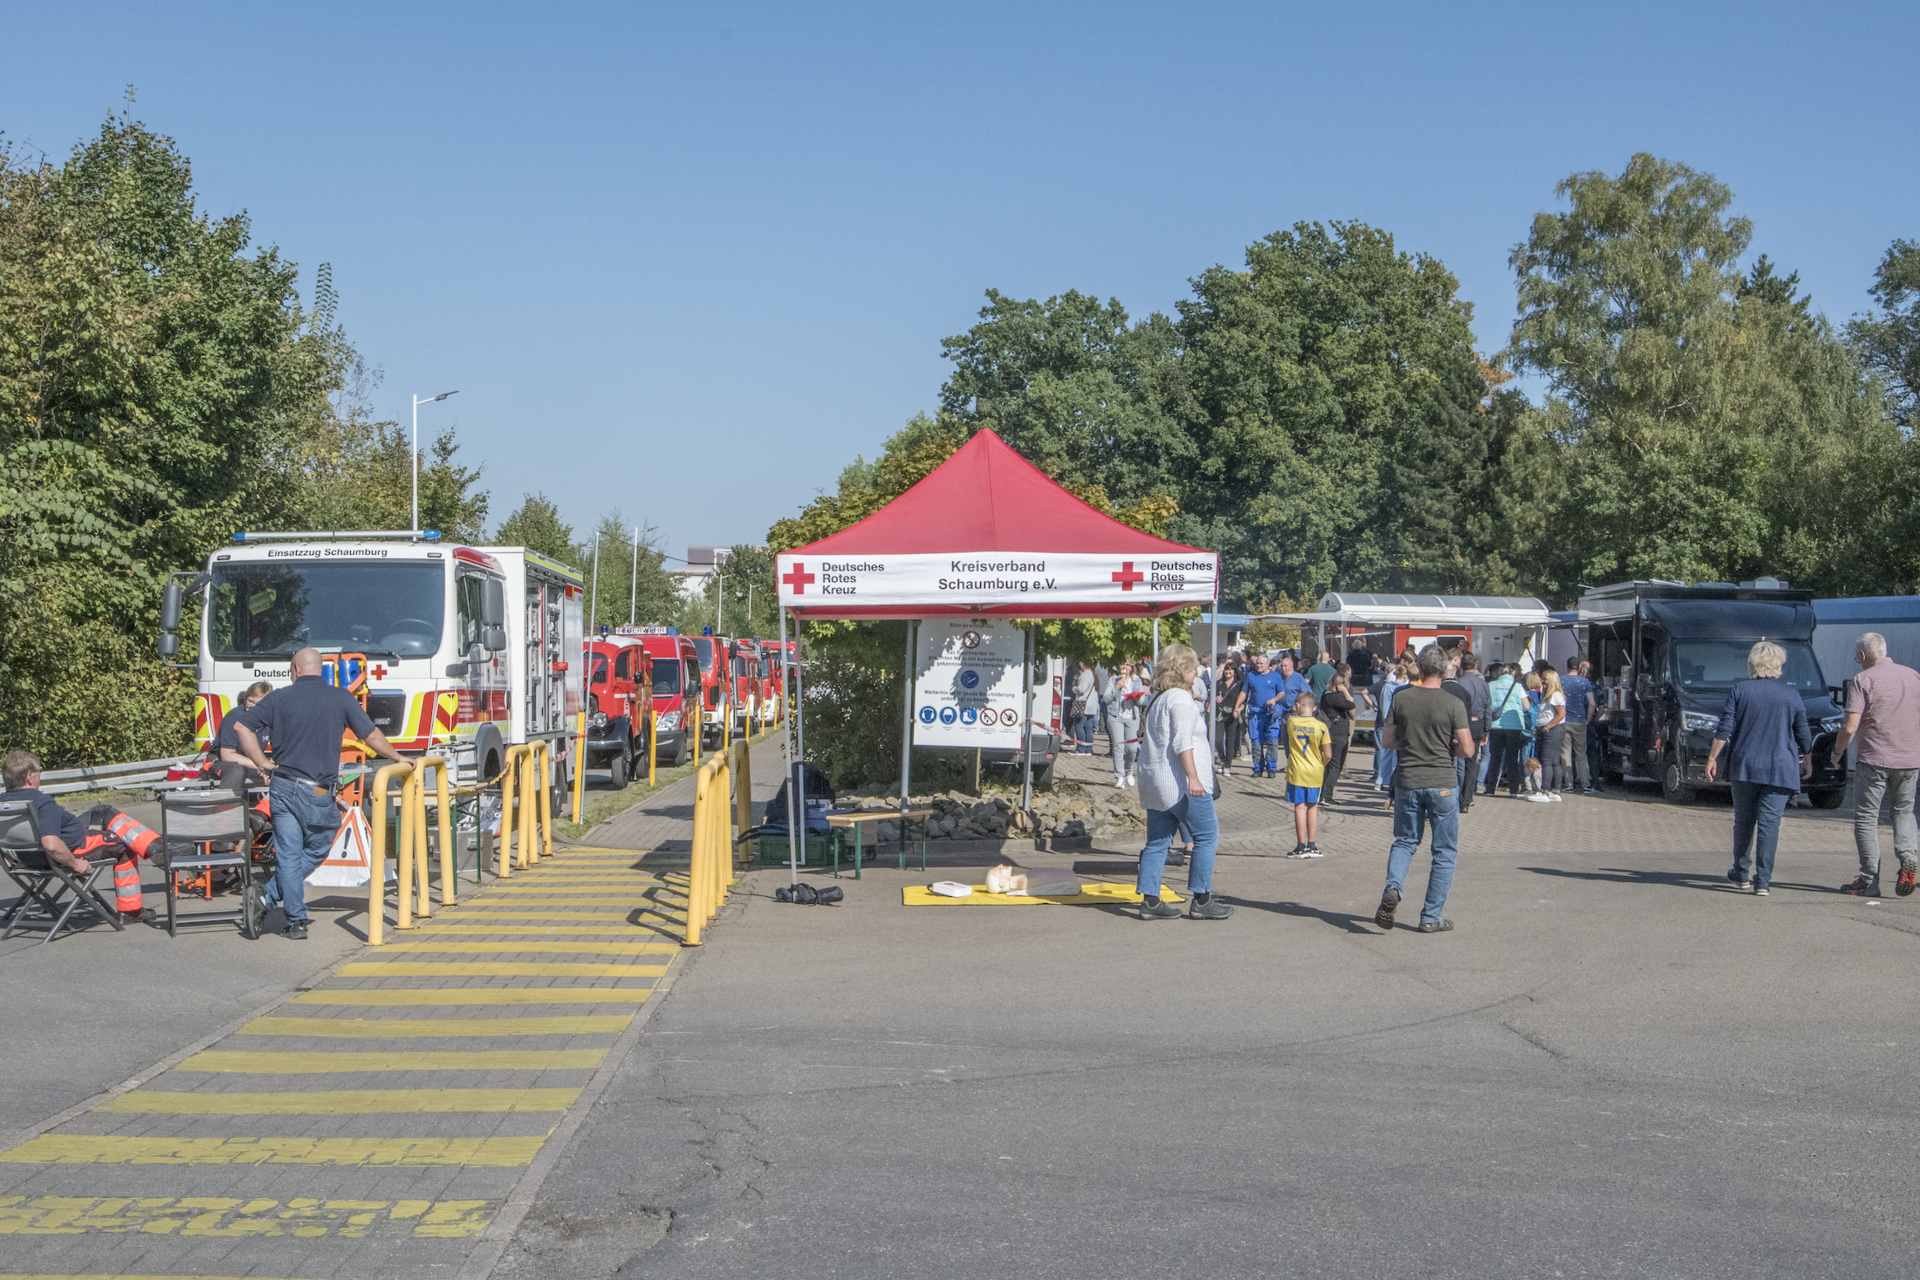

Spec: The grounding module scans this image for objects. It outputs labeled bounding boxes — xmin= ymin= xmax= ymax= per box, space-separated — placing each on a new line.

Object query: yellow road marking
xmin=405 ymin=924 xmax=657 ymax=934
xmin=458 ymin=897 xmax=685 ymax=906
xmin=290 ymin=987 xmax=649 ymax=1005
xmin=380 ymin=940 xmax=677 ymax=954
xmin=179 ymin=1049 xmax=606 ymax=1073
xmin=97 ymin=1088 xmax=582 ymax=1115
xmin=0 ymin=1194 xmax=494 ymax=1239
xmin=339 ymin=962 xmax=666 ymax=977
xmin=240 ymin=1015 xmax=631 ymax=1038
xmin=434 ymin=910 xmax=653 ymax=920
xmin=483 ymin=884 xmax=661 ymax=893
xmin=0 ymin=1135 xmax=545 ymax=1166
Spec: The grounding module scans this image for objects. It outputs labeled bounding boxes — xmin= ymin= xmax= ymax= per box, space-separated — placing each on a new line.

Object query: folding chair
xmin=158 ymin=791 xmax=263 ymax=939
xmin=0 ymin=799 xmax=126 ymax=944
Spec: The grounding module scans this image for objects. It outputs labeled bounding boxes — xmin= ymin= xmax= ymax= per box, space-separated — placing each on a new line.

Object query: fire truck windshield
xmin=208 ymin=562 xmax=446 ymax=660
xmin=651 ymin=659 xmax=682 ymax=695
xmin=690 ymin=638 xmax=716 ymax=673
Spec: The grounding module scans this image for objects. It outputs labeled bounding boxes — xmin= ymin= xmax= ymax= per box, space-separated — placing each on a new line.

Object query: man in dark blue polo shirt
xmin=232 ymin=648 xmax=408 ymax=939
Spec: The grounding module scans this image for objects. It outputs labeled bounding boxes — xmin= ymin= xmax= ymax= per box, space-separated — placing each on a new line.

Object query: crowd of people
xmin=1097 ymin=627 xmax=1920 ymax=931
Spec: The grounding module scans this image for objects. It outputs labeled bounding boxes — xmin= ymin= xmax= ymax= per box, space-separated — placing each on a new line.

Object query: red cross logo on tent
xmin=782 ymin=561 xmax=816 ymax=594
xmin=1112 ymin=561 xmax=1145 ymax=591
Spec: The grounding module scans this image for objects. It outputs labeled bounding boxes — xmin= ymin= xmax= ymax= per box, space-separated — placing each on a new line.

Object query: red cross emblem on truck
xmin=1112 ymin=561 xmax=1145 ymax=591
xmin=782 ymin=561 xmax=816 ymax=594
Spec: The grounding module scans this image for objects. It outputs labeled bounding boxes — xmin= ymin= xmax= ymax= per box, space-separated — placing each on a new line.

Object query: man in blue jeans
xmin=1375 ymin=644 xmax=1476 ymax=933
xmin=232 ymin=647 xmax=410 ymax=939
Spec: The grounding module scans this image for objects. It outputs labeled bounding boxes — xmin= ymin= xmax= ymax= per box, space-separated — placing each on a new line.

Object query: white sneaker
xmin=1114 ymin=779 xmax=1125 ymax=788
xmin=1549 ymin=792 xmax=1564 ymax=802
xmin=1127 ymin=774 xmax=1137 ymax=787
xmin=1525 ymin=792 xmax=1554 ymax=803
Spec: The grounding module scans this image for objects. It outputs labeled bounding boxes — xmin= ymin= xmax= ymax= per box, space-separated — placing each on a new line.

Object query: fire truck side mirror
xmin=158 ymin=632 xmax=180 ymax=658
xmin=484 ymin=626 xmax=507 ymax=652
xmin=161 ymin=581 xmax=184 ymax=632
xmin=481 ymin=579 xmax=506 ymax=628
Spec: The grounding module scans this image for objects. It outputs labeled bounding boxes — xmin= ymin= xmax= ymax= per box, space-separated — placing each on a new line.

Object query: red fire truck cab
xmin=633 ymin=631 xmax=700 ymax=767
xmin=688 ymin=633 xmax=731 ymax=748
xmin=585 ymin=634 xmax=653 ymax=788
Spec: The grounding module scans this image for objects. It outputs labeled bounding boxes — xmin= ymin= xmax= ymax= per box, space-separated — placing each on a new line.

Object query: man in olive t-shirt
xmin=1375 ymin=644 xmax=1475 ymax=934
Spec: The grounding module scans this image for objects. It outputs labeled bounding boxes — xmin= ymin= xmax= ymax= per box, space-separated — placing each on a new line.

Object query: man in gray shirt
xmin=1830 ymin=632 xmax=1920 ymax=897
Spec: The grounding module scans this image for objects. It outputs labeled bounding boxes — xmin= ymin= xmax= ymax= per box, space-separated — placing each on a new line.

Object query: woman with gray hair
xmin=1704 ymin=640 xmax=1813 ymax=895
xmin=1133 ymin=643 xmax=1231 ymax=921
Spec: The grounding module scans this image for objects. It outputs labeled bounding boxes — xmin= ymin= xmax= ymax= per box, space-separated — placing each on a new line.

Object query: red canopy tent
xmin=775 ymin=429 xmax=1217 ymax=619
xmin=769 ymin=431 xmax=1222 ymax=880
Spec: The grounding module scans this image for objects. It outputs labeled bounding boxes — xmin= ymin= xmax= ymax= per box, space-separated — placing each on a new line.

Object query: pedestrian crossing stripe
xmin=403 ymin=925 xmax=657 ymax=934
xmin=0 ymin=1135 xmax=547 ymax=1166
xmin=338 ymin=962 xmax=668 ymax=978
xmin=428 ymin=910 xmax=654 ymax=920
xmin=179 ymin=1049 xmax=607 ymax=1072
xmin=98 ymin=1088 xmax=584 ymax=1114
xmin=378 ymin=941 xmax=677 ymax=955
xmin=454 ymin=897 xmax=686 ymax=906
xmin=239 ymin=1015 xmax=633 ymax=1038
xmin=0 ymin=1195 xmax=496 ymax=1241
xmin=288 ymin=988 xmax=650 ymax=1005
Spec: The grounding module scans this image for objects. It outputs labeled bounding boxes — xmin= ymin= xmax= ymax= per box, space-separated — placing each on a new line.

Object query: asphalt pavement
xmin=5 ymin=741 xmax=1917 ymax=1278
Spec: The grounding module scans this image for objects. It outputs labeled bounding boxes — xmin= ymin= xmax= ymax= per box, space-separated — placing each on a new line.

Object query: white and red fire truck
xmin=161 ymin=531 xmax=585 ymax=801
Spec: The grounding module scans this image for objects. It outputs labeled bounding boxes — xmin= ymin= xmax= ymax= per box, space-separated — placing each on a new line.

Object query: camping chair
xmin=158 ymin=791 xmax=263 ymax=939
xmin=0 ymin=799 xmax=126 ymax=944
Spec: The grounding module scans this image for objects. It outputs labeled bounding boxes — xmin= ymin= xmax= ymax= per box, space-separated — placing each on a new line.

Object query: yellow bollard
xmin=732 ymin=740 xmax=752 ymax=865
xmin=396 ymin=769 xmax=420 ymax=930
xmin=692 ymin=697 xmax=701 ymax=767
xmin=649 ymin=708 xmax=659 ymax=787
xmin=517 ymin=748 xmax=536 ymax=870
xmin=497 ymin=744 xmax=530 ymax=879
xmin=535 ymin=738 xmax=554 ymax=861
xmin=571 ymin=711 xmax=587 ymax=824
xmin=687 ymin=764 xmax=711 ymax=946
xmin=416 ymin=755 xmax=455 ymax=909
xmin=724 ymin=695 xmax=732 ymax=752
xmin=366 ymin=760 xmax=416 ymax=946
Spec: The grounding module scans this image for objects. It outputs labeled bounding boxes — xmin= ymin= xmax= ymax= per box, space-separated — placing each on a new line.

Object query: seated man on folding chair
xmin=2 ymin=749 xmax=159 ymax=925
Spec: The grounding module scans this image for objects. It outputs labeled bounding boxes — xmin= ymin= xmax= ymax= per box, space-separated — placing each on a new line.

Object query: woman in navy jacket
xmin=1704 ymin=640 xmax=1813 ymax=895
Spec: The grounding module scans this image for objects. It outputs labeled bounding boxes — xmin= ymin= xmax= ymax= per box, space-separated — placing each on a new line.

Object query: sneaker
xmin=1754 ymin=886 xmax=1770 ymax=896
xmin=1416 ymin=918 xmax=1455 ymax=933
xmin=282 ymin=920 xmax=309 ymax=940
xmin=1899 ymin=863 xmax=1917 ymax=897
xmin=1841 ymin=875 xmax=1880 ymax=897
xmin=1114 ymin=779 xmax=1126 ymax=788
xmin=1297 ymin=846 xmax=1324 ymax=859
xmin=1138 ymin=897 xmax=1181 ymax=921
xmin=1375 ymin=886 xmax=1401 ymax=931
xmin=1525 ymin=792 xmax=1554 ymax=803
xmin=1127 ymin=774 xmax=1137 ymax=787
xmin=1287 ymin=843 xmax=1307 ymax=858
xmin=1219 ymin=767 xmax=1231 ymax=778
xmin=1187 ymin=897 xmax=1234 ymax=920
xmin=1732 ymin=879 xmax=1752 ymax=891
xmin=1548 ymin=793 xmax=1564 ymax=802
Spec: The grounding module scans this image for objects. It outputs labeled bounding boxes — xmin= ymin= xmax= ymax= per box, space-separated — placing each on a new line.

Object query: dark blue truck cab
xmin=1579 ymin=580 xmax=1847 ymax=807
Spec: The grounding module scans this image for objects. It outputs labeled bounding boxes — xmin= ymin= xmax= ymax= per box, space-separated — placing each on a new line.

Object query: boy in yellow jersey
xmin=1286 ymin=691 xmax=1333 ymax=858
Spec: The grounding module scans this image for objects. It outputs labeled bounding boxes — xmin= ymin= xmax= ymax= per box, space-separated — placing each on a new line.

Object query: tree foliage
xmin=1848 ymin=238 xmax=1920 ymax=430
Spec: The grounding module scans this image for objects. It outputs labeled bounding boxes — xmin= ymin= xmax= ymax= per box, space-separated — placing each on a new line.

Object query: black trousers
xmin=1486 ymin=729 xmax=1528 ymax=795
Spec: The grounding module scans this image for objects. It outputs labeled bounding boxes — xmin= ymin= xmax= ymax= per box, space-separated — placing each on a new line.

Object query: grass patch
xmin=559 ymin=726 xmax=782 ymax=842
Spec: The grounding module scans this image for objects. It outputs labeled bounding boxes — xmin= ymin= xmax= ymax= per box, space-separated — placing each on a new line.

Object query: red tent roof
xmin=778 ymin=429 xmax=1216 ymax=619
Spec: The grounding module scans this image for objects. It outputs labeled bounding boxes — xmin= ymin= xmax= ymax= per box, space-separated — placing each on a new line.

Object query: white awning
xmin=1252 ymin=593 xmax=1552 ymax=629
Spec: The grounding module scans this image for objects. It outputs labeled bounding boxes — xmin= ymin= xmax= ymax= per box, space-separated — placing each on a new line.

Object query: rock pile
xmin=837 ymin=785 xmax=1146 ymax=843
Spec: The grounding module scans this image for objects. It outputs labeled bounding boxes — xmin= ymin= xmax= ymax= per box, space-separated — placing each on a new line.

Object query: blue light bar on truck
xmin=232 ymin=530 xmax=442 ymax=542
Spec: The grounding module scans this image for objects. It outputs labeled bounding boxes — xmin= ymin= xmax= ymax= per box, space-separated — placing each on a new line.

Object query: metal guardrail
xmin=38 ymin=756 xmax=202 ymax=797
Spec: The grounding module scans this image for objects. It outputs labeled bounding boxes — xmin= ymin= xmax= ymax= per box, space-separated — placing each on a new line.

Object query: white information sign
xmin=912 ymin=618 xmax=1026 ymax=747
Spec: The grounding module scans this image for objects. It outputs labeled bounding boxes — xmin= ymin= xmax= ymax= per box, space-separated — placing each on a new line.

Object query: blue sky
xmin=6 ymin=2 xmax=1914 ymax=563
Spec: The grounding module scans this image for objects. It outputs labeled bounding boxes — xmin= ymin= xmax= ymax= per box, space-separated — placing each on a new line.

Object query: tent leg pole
xmin=899 ymin=620 xmax=915 ymax=854
xmin=781 ymin=606 xmax=797 ymax=887
xmin=1210 ymin=601 xmax=1219 ymax=762
xmin=1153 ymin=616 xmax=1159 ymax=658
xmin=1021 ymin=626 xmax=1033 ymax=813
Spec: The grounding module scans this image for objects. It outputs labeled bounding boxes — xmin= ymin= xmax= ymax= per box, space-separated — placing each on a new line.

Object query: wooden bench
xmin=823 ymin=808 xmax=936 ymax=879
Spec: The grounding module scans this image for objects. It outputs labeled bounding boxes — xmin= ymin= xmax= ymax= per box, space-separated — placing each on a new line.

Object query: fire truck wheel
xmin=669 ymin=733 xmax=689 ymax=768
xmin=608 ymin=750 xmax=629 ymax=789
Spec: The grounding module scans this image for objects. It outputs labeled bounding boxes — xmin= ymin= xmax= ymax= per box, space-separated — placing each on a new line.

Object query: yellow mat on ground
xmin=901 ymin=882 xmax=1182 ymax=907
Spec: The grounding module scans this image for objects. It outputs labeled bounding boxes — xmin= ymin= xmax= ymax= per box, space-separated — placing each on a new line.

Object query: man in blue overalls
xmin=1240 ymin=652 xmax=1308 ymax=779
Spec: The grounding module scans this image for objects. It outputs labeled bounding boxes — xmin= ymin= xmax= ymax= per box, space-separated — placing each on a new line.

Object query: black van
xmin=1580 ymin=580 xmax=1846 ymax=806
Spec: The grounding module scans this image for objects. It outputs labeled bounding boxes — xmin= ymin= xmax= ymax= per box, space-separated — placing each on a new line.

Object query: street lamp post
xmin=411 ymin=390 xmax=459 ymax=532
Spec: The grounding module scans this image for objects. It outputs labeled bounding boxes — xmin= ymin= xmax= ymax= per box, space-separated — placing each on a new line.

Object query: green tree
xmin=1848 ymin=239 xmax=1920 ymax=430
xmin=573 ymin=513 xmax=679 ymax=631
xmin=0 ymin=106 xmax=347 ymax=762
xmin=938 ymin=290 xmax=1184 ymax=499
xmin=1507 ymin=154 xmax=1911 ymax=592
xmin=493 ymin=492 xmax=576 ymax=562
xmin=1170 ymin=220 xmax=1481 ymax=604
